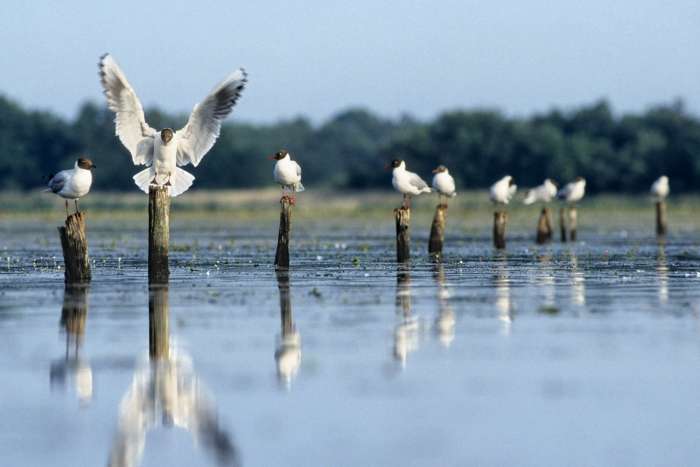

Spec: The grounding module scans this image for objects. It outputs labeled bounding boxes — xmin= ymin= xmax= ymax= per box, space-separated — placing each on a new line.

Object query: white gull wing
xmin=408 ymin=172 xmax=430 ymax=192
xmin=99 ymin=54 xmax=156 ymax=165
xmin=176 ymin=69 xmax=247 ymax=167
xmin=294 ymin=160 xmax=302 ymax=177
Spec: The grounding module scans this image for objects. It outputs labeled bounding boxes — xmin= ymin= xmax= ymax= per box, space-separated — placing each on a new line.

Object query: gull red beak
xmin=267 ymin=154 xmax=276 ymax=160
xmin=384 ymin=164 xmax=390 ymax=171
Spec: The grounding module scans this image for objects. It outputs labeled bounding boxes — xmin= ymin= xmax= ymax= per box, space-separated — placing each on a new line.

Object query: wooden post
xmin=58 ymin=212 xmax=91 ymax=284
xmin=656 ymin=200 xmax=667 ymax=237
xmin=559 ymin=207 xmax=567 ymax=243
xmin=395 ymin=206 xmax=411 ymax=262
xmin=493 ymin=211 xmax=507 ymax=249
xmin=274 ymin=196 xmax=292 ymax=269
xmin=148 ymin=186 xmax=170 ymax=284
xmin=148 ymin=285 xmax=169 ymax=360
xmin=428 ymin=203 xmax=447 ymax=257
xmin=536 ymin=207 xmax=553 ymax=244
xmin=568 ymin=206 xmax=578 ymax=242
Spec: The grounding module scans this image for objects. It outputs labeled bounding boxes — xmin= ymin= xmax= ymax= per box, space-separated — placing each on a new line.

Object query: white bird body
xmin=523 ymin=178 xmax=557 ymax=205
xmin=490 ymin=175 xmax=517 ymax=204
xmin=48 ymin=163 xmax=93 ymax=200
xmin=558 ymin=178 xmax=586 ymax=203
xmin=432 ymin=168 xmax=456 ymax=197
xmin=651 ymin=176 xmax=669 ymax=200
xmin=99 ymin=54 xmax=246 ymax=197
xmin=392 ymin=161 xmax=431 ymax=196
xmin=273 ymin=153 xmax=304 ymax=192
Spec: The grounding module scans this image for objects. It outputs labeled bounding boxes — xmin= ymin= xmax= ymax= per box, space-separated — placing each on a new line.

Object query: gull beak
xmin=268 ymin=154 xmax=277 ymax=160
xmin=432 ymin=168 xmax=439 ymax=174
xmin=91 ymin=164 xmax=97 ymax=169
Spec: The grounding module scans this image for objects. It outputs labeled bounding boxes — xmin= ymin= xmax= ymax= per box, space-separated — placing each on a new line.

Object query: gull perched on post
xmin=98 ymin=54 xmax=247 ymax=197
xmin=45 ymin=158 xmax=96 ymax=215
xmin=489 ymin=175 xmax=517 ymax=205
xmin=651 ymin=176 xmax=669 ymax=200
xmin=390 ymin=159 xmax=431 ymax=208
xmin=270 ymin=149 xmax=304 ymax=203
xmin=431 ymin=165 xmax=457 ymax=202
xmin=557 ymin=177 xmax=586 ymax=204
xmin=523 ymin=178 xmax=557 ymax=205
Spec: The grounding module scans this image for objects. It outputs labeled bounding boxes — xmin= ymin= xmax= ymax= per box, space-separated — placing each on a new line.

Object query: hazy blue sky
xmin=1 ymin=0 xmax=698 ymax=122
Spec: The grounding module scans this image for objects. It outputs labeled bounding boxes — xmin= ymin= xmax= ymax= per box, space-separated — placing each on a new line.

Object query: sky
xmin=0 ymin=0 xmax=698 ymax=123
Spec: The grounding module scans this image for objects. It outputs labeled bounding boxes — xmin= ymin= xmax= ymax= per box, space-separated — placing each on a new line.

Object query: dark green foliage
xmin=1 ymin=94 xmax=698 ymax=193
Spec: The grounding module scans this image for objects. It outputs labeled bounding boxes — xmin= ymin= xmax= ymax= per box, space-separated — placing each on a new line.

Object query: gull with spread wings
xmin=98 ymin=54 xmax=247 ymax=196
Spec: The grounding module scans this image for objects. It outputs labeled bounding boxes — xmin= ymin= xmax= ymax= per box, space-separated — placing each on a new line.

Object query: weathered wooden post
xmin=274 ymin=196 xmax=292 ymax=269
xmin=58 ymin=212 xmax=91 ymax=284
xmin=536 ymin=207 xmax=553 ymax=244
xmin=395 ymin=195 xmax=411 ymax=262
xmin=655 ymin=200 xmax=667 ymax=237
xmin=568 ymin=206 xmax=578 ymax=241
xmin=493 ymin=211 xmax=507 ymax=249
xmin=148 ymin=186 xmax=170 ymax=284
xmin=428 ymin=203 xmax=447 ymax=257
xmin=148 ymin=285 xmax=169 ymax=360
xmin=559 ymin=207 xmax=567 ymax=242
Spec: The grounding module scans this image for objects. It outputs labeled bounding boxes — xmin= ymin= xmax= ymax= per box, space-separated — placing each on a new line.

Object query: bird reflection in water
xmin=493 ymin=253 xmax=513 ymax=334
xmin=394 ymin=266 xmax=419 ymax=366
xmin=569 ymin=250 xmax=586 ymax=307
xmin=275 ymin=271 xmax=301 ymax=388
xmin=50 ymin=285 xmax=93 ymax=406
xmin=107 ymin=285 xmax=239 ymax=467
xmin=656 ymin=245 xmax=669 ymax=305
xmin=432 ymin=262 xmax=455 ymax=348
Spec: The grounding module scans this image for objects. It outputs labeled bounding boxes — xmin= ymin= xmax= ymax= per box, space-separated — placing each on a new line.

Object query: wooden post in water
xmin=395 ymin=195 xmax=411 ymax=262
xmin=428 ymin=203 xmax=447 ymax=257
xmin=568 ymin=206 xmax=578 ymax=242
xmin=58 ymin=212 xmax=91 ymax=284
xmin=536 ymin=207 xmax=553 ymax=244
xmin=493 ymin=211 xmax=507 ymax=250
xmin=274 ymin=196 xmax=292 ymax=269
xmin=148 ymin=185 xmax=170 ymax=284
xmin=655 ymin=200 xmax=667 ymax=237
xmin=559 ymin=207 xmax=568 ymax=242
xmin=148 ymin=285 xmax=169 ymax=360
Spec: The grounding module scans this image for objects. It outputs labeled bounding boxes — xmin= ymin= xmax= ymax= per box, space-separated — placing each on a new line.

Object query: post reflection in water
xmin=275 ymin=271 xmax=301 ymax=388
xmin=536 ymin=253 xmax=556 ymax=309
xmin=657 ymin=245 xmax=669 ymax=305
xmin=50 ymin=285 xmax=93 ymax=406
xmin=569 ymin=251 xmax=586 ymax=307
xmin=394 ymin=266 xmax=419 ymax=367
xmin=433 ymin=262 xmax=455 ymax=348
xmin=493 ymin=254 xmax=513 ymax=334
xmin=107 ymin=285 xmax=239 ymax=467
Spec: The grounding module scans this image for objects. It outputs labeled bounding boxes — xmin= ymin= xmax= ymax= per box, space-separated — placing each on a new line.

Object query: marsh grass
xmin=1 ymin=189 xmax=699 ymax=233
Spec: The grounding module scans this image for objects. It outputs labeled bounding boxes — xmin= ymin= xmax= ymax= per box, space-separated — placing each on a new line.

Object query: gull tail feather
xmin=294 ymin=182 xmax=305 ymax=193
xmin=168 ymin=167 xmax=195 ymax=197
xmin=133 ymin=167 xmax=154 ymax=194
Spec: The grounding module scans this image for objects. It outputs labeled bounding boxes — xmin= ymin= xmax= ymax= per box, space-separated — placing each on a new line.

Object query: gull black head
xmin=160 ymin=128 xmax=174 ymax=144
xmin=508 ymin=176 xmax=516 ymax=186
xmin=390 ymin=159 xmax=403 ymax=169
xmin=574 ymin=176 xmax=585 ymax=183
xmin=432 ymin=165 xmax=447 ymax=174
xmin=77 ymin=158 xmax=96 ymax=170
xmin=271 ymin=149 xmax=289 ymax=161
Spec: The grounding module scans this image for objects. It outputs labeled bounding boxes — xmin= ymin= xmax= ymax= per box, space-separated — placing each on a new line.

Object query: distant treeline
xmin=1 ymin=95 xmax=698 ymax=193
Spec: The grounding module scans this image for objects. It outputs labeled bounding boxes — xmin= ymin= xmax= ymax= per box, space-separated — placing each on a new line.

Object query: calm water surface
xmin=1 ymin=219 xmax=700 ymax=466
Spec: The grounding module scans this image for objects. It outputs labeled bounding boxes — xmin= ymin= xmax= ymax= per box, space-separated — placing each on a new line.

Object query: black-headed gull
xmin=523 ymin=178 xmax=558 ymax=205
xmin=98 ymin=54 xmax=246 ymax=197
xmin=557 ymin=177 xmax=586 ymax=203
xmin=391 ymin=159 xmax=430 ymax=207
xmin=651 ymin=176 xmax=669 ymax=200
xmin=489 ymin=175 xmax=517 ymax=205
xmin=45 ymin=158 xmax=95 ymax=215
xmin=431 ymin=165 xmax=457 ymax=200
xmin=271 ymin=150 xmax=304 ymax=203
